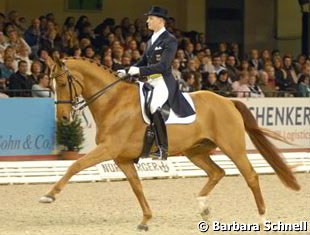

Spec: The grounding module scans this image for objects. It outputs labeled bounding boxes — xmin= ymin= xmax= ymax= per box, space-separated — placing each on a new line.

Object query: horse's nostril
xmin=62 ymin=116 xmax=69 ymax=121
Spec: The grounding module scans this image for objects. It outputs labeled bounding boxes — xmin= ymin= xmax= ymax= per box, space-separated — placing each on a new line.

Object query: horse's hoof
xmin=39 ymin=195 xmax=55 ymax=203
xmin=200 ymin=207 xmax=211 ymax=221
xmin=137 ymin=224 xmax=149 ymax=231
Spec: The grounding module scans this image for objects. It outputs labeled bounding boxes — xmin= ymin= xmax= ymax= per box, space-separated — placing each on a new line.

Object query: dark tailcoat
xmin=136 ymin=30 xmax=195 ymax=117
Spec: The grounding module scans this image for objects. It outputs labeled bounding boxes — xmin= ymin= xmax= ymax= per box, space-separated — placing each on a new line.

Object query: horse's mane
xmin=61 ymin=56 xmax=117 ymax=76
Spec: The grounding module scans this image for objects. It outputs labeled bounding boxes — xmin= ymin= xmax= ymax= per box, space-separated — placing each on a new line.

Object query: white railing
xmin=0 ymin=152 xmax=309 ymax=185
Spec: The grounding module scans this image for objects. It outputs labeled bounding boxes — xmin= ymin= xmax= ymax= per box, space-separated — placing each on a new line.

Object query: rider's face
xmin=146 ymin=16 xmax=163 ymax=31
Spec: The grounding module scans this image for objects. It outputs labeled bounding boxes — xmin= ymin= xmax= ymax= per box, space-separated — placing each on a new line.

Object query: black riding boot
xmin=140 ymin=125 xmax=155 ymax=158
xmin=152 ymin=110 xmax=168 ymax=160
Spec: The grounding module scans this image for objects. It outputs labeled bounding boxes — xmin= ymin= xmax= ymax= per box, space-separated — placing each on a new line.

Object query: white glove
xmin=117 ymin=69 xmax=126 ymax=78
xmin=128 ymin=66 xmax=140 ymax=76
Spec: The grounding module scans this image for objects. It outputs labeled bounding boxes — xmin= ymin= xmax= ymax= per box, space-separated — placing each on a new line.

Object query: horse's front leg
xmin=39 ymin=143 xmax=115 ymax=203
xmin=114 ymin=159 xmax=152 ymax=231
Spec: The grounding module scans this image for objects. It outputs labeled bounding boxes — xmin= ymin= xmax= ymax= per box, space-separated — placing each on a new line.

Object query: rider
xmin=120 ymin=6 xmax=195 ymax=160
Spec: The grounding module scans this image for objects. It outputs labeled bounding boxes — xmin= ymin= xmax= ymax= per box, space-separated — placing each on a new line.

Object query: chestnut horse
xmin=40 ymin=57 xmax=300 ymax=231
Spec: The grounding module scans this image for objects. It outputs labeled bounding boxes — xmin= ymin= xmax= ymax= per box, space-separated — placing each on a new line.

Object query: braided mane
xmin=61 ymin=56 xmax=117 ymax=75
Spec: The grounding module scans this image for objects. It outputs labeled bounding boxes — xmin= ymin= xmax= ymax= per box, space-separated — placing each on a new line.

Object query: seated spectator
xmin=78 ymin=22 xmax=95 ymax=42
xmin=232 ymin=72 xmax=251 ymax=97
xmin=62 ymin=16 xmax=76 ymax=33
xmin=121 ymin=55 xmax=131 ymax=67
xmin=60 ymin=30 xmax=79 ymax=56
xmin=216 ymin=70 xmax=233 ymax=97
xmin=182 ymin=59 xmax=201 ymax=90
xmin=24 ymin=18 xmax=41 ymax=59
xmin=72 ymin=45 xmax=82 ymax=57
xmin=226 ymin=55 xmax=239 ymax=82
xmin=8 ymin=60 xmax=33 ymax=97
xmin=29 ymin=60 xmax=42 ymax=83
xmin=201 ymin=56 xmax=214 ymax=74
xmin=219 ymin=52 xmax=228 ymax=68
xmin=79 ymin=37 xmax=92 ymax=51
xmin=239 ymin=59 xmax=250 ymax=73
xmin=6 ymin=28 xmax=31 ymax=55
xmin=180 ymin=72 xmax=195 ymax=92
xmin=175 ymin=49 xmax=187 ymax=71
xmin=184 ymin=42 xmax=195 ymax=61
xmin=212 ymin=53 xmax=226 ymax=75
xmin=0 ymin=31 xmax=9 ymax=59
xmin=40 ymin=28 xmax=62 ymax=53
xmin=125 ymin=39 xmax=138 ymax=55
xmin=259 ymin=49 xmax=271 ymax=68
xmin=0 ymin=56 xmax=15 ymax=90
xmin=102 ymin=55 xmax=113 ymax=69
xmin=37 ymin=48 xmax=49 ymax=73
xmin=297 ymin=74 xmax=310 ymax=97
xmin=230 ymin=43 xmax=240 ymax=65
xmin=7 ymin=10 xmax=25 ymax=34
xmin=171 ymin=58 xmax=182 ymax=81
xmin=282 ymin=55 xmax=298 ymax=85
xmin=274 ymin=56 xmax=296 ymax=96
xmin=248 ymin=74 xmax=264 ymax=97
xmin=93 ymin=24 xmax=111 ymax=50
xmin=257 ymin=70 xmax=277 ymax=97
xmin=298 ymin=64 xmax=310 ymax=79
xmin=82 ymin=45 xmax=95 ymax=59
xmin=131 ymin=49 xmax=141 ymax=64
xmin=93 ymin=54 xmax=101 ymax=64
xmin=113 ymin=25 xmax=126 ymax=45
xmin=202 ymin=72 xmax=220 ymax=93
xmin=194 ymin=49 xmax=206 ymax=72
xmin=111 ymin=46 xmax=123 ymax=69
xmin=32 ymin=73 xmax=53 ymax=97
xmin=294 ymin=54 xmax=307 ymax=74
xmin=248 ymin=49 xmax=263 ymax=70
xmin=1 ymin=46 xmax=18 ymax=69
xmin=16 ymin=46 xmax=32 ymax=74
xmin=75 ymin=15 xmax=89 ymax=36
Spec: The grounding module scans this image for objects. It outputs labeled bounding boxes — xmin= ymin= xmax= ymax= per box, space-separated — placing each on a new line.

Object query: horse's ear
xmin=45 ymin=56 xmax=55 ymax=70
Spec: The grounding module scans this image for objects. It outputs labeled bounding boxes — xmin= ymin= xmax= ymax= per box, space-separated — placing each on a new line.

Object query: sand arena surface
xmin=0 ymin=173 xmax=309 ymax=235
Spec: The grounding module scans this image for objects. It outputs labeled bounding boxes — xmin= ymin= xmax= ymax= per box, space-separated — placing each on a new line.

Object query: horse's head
xmin=48 ymin=56 xmax=83 ymax=121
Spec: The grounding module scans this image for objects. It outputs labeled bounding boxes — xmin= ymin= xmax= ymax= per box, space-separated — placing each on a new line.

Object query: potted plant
xmin=56 ymin=116 xmax=85 ymax=160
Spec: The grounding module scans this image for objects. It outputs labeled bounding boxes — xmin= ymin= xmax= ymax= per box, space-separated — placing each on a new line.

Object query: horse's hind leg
xmin=218 ymin=137 xmax=266 ymax=217
xmin=185 ymin=147 xmax=225 ymax=219
xmin=39 ymin=143 xmax=114 ymax=202
xmin=114 ymin=159 xmax=152 ymax=231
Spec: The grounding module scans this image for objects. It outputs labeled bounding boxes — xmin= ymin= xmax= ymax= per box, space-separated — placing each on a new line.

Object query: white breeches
xmin=147 ymin=76 xmax=168 ymax=114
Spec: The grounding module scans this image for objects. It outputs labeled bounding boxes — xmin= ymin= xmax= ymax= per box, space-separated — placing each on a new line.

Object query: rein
xmin=52 ymin=63 xmax=129 ymax=111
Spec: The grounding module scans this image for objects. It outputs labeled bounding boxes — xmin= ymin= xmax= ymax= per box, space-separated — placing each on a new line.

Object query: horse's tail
xmin=232 ymin=100 xmax=301 ymax=191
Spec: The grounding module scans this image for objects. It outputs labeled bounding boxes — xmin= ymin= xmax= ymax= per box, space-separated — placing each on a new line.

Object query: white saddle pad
xmin=137 ymin=81 xmax=196 ymax=124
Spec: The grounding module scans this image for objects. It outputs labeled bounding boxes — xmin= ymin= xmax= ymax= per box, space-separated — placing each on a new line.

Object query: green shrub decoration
xmin=56 ymin=117 xmax=85 ymax=151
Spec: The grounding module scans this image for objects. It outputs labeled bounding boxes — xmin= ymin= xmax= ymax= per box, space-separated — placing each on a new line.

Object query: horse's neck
xmin=68 ymin=60 xmax=134 ymax=125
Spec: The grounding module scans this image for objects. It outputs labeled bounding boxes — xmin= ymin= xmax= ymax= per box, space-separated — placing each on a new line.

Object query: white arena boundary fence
xmin=0 ymin=152 xmax=309 ymax=185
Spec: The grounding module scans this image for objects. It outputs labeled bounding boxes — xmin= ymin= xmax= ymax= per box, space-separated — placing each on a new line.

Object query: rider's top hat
xmin=145 ymin=6 xmax=168 ymax=20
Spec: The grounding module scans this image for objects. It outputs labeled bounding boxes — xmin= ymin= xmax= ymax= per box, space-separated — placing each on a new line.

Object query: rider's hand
xmin=116 ymin=69 xmax=126 ymax=78
xmin=128 ymin=66 xmax=140 ymax=76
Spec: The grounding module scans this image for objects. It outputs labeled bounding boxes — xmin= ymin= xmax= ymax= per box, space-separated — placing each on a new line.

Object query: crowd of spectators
xmin=0 ymin=10 xmax=309 ymax=98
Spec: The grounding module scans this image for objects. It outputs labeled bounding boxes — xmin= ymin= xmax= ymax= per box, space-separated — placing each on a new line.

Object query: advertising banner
xmin=80 ymin=98 xmax=310 ymax=153
xmin=241 ymin=98 xmax=310 ymax=150
xmin=0 ymin=98 xmax=55 ymax=156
